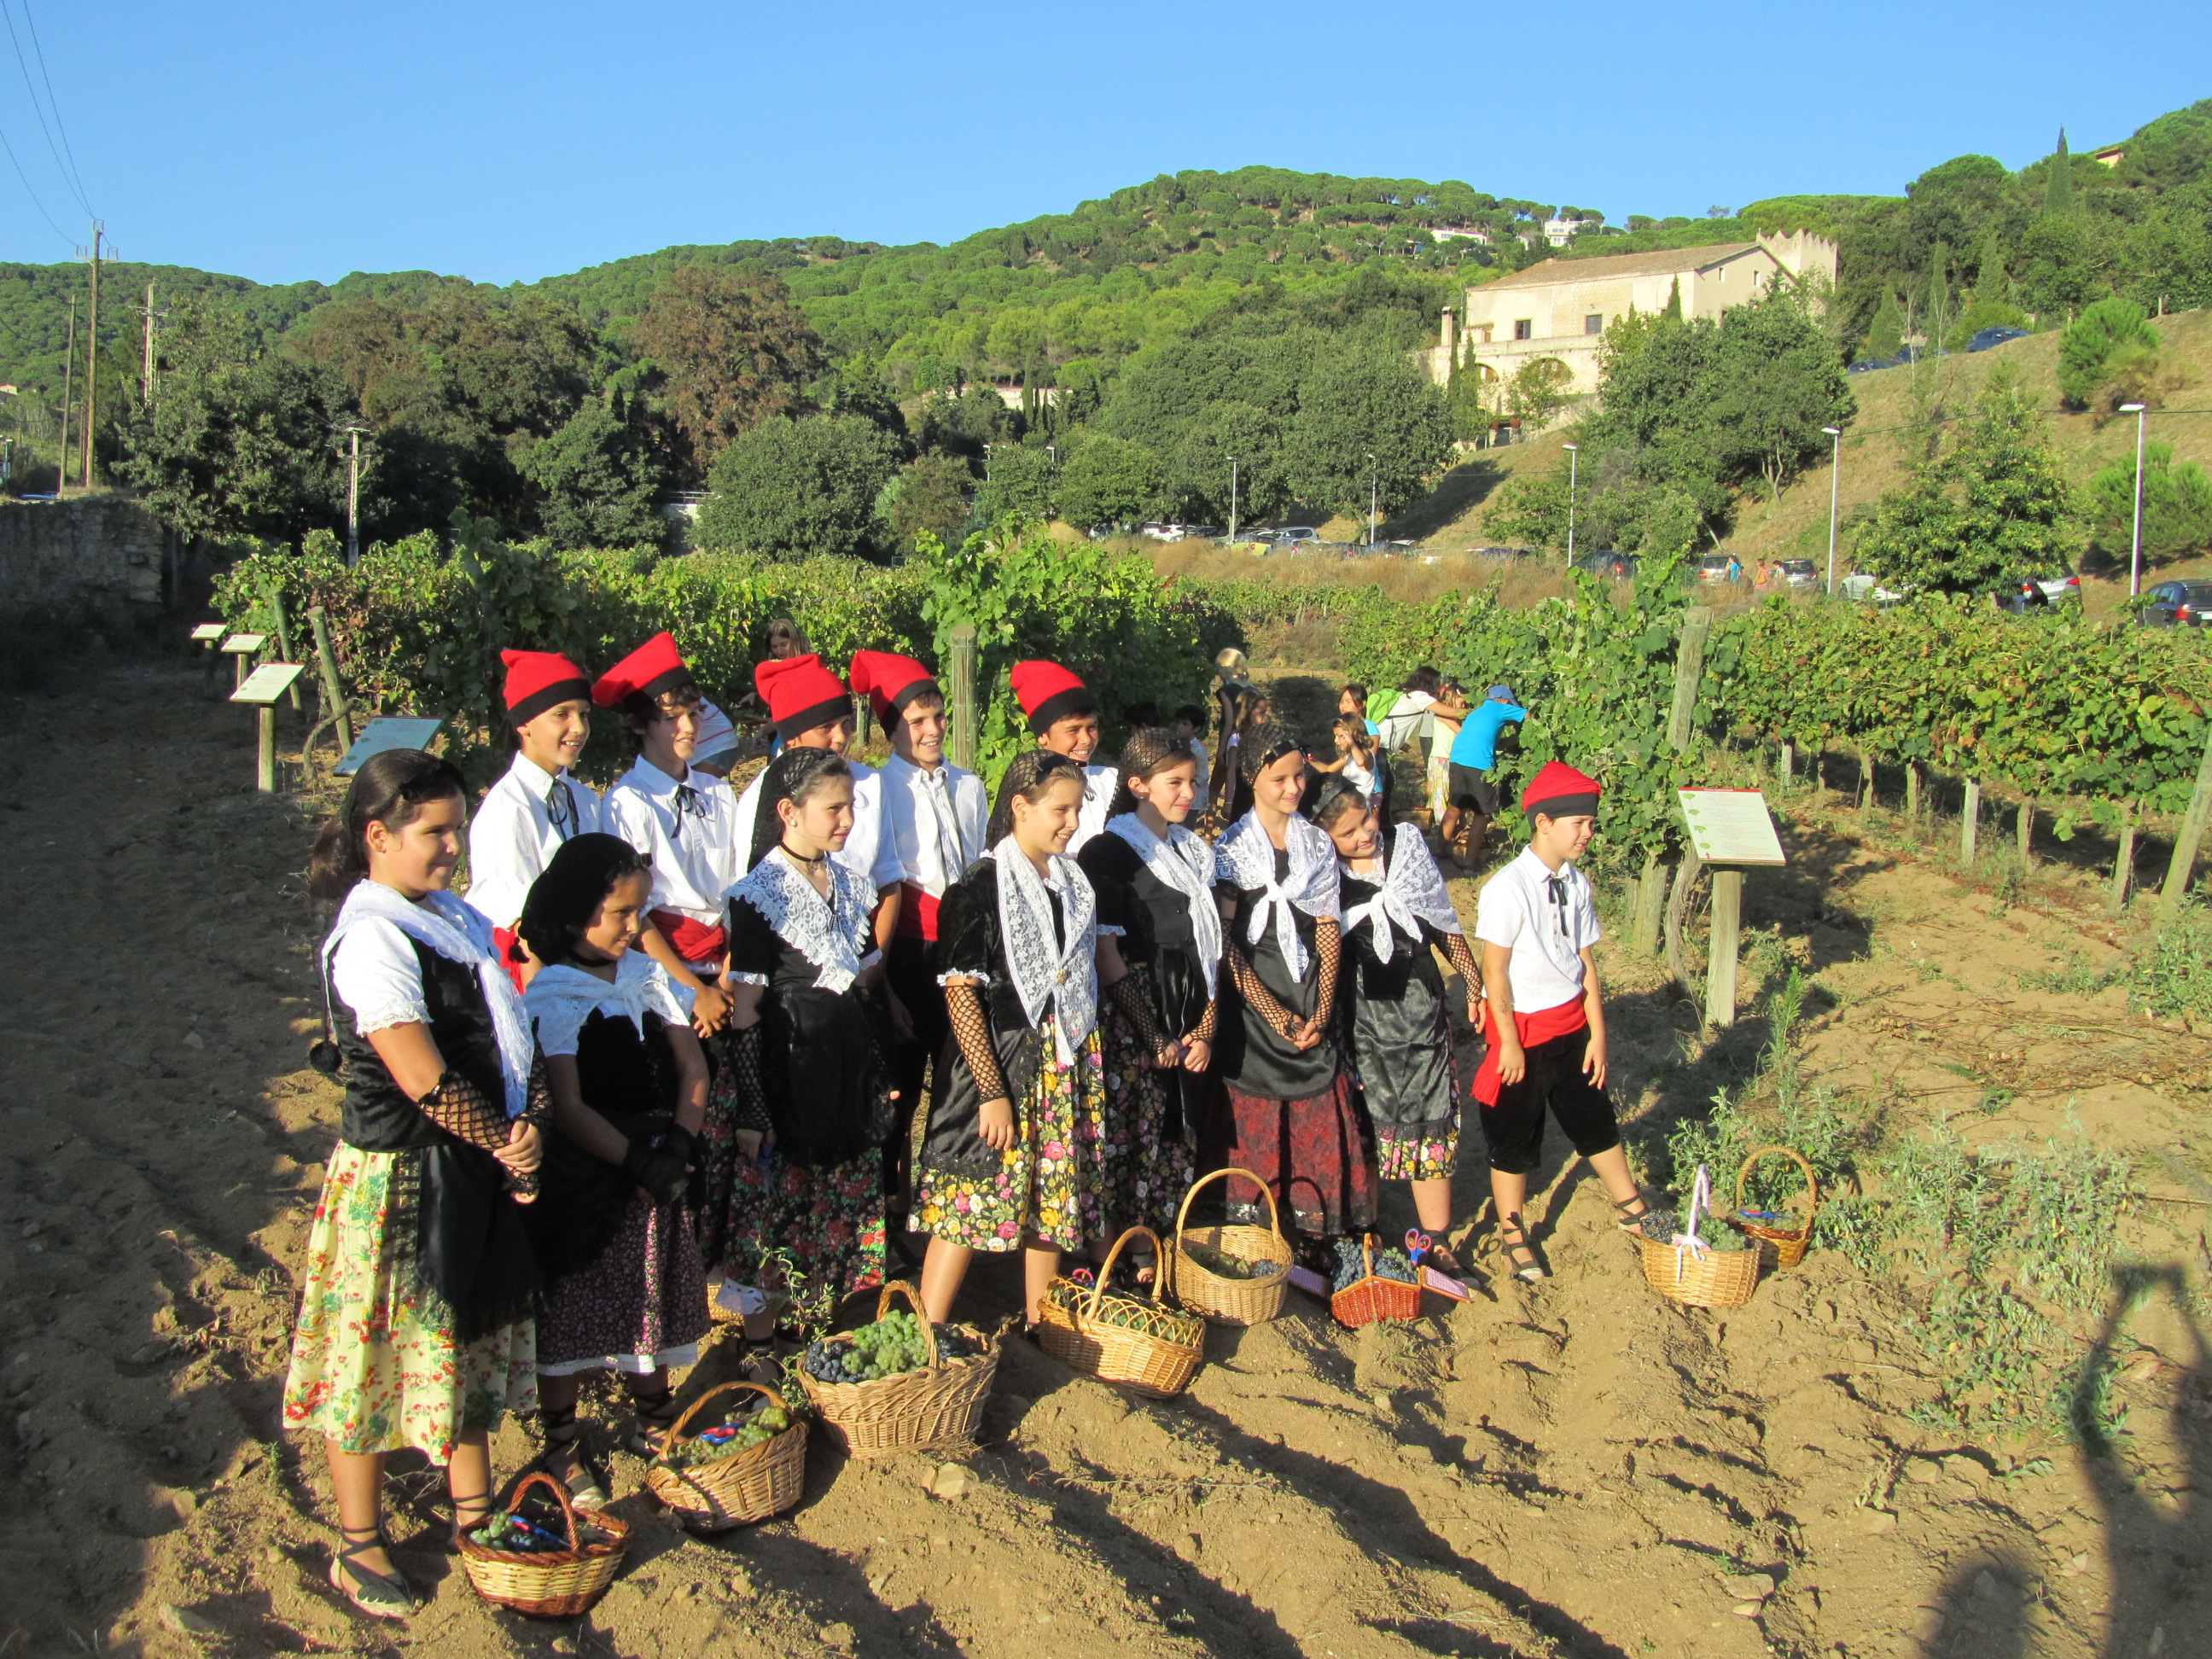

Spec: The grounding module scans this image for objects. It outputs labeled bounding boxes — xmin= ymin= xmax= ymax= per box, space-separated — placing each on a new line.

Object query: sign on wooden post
xmin=220 ymin=632 xmax=269 ymax=692
xmin=192 ymin=622 xmax=225 ymax=682
xmin=1678 ymin=788 xmax=1786 ymax=1027
xmin=335 ymin=717 xmax=446 ymax=776
xmin=230 ymin=663 xmax=306 ymax=793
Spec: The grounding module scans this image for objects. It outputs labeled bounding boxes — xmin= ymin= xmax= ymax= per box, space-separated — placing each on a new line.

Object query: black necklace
xmin=779 ymin=841 xmax=828 ymax=865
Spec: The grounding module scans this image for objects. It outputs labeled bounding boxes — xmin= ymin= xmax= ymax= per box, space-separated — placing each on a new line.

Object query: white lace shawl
xmin=1104 ymin=812 xmax=1222 ymax=997
xmin=725 ymin=850 xmax=879 ymax=994
xmin=1341 ymin=823 xmax=1464 ymax=963
xmin=992 ymin=838 xmax=1097 ymax=1065
xmin=1214 ymin=811 xmax=1341 ymax=983
xmin=324 ymin=882 xmax=534 ymax=1117
xmin=522 ymin=952 xmax=693 ymax=1058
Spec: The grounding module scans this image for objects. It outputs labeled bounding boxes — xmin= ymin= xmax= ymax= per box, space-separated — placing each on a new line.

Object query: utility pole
xmin=1366 ymin=451 xmax=1378 ymax=548
xmin=1822 ymin=425 xmax=1842 ymax=596
xmin=2120 ymin=403 xmax=2147 ymax=597
xmin=1227 ymin=457 xmax=1238 ymax=544
xmin=339 ymin=422 xmax=370 ymax=566
xmin=1563 ymin=443 xmax=1580 ymax=563
xmin=80 ymin=221 xmax=102 ymax=490
xmin=58 ymin=295 xmax=75 ymax=492
xmin=141 ymin=281 xmax=156 ymax=408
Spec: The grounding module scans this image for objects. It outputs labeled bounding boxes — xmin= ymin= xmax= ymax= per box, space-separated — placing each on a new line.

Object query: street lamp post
xmin=1563 ymin=443 xmax=1579 ymax=564
xmin=2120 ymin=403 xmax=2148 ymax=597
xmin=1821 ymin=425 xmax=1842 ymax=597
xmin=338 ymin=421 xmax=370 ymax=568
xmin=1227 ymin=457 xmax=1239 ymax=545
xmin=1365 ymin=451 xmax=1377 ymax=548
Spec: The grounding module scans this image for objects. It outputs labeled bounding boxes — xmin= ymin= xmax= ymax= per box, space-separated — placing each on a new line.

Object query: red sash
xmin=1471 ymin=999 xmax=1589 ymax=1106
xmin=492 ymin=925 xmax=527 ymax=995
xmin=650 ymin=908 xmax=728 ymax=969
xmin=895 ymin=880 xmax=943 ymax=942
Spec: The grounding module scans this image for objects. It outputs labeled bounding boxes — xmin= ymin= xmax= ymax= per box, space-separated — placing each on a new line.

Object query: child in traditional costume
xmin=731 ymin=653 xmax=877 ymax=881
xmin=1011 ymin=659 xmax=1115 ymax=853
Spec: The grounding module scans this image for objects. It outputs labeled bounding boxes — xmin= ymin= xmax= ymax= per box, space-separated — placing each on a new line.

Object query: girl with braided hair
xmin=708 ymin=748 xmax=898 ymax=1372
xmin=1212 ymin=725 xmax=1376 ymax=1240
xmin=914 ymin=749 xmax=1144 ymax=1325
xmin=1076 ymin=726 xmax=1217 ymax=1239
xmin=515 ymin=833 xmax=710 ymax=1505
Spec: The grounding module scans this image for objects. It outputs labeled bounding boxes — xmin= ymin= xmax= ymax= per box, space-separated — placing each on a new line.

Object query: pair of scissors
xmin=1068 ymin=1266 xmax=1096 ymax=1288
xmin=1404 ymin=1230 xmax=1432 ymax=1266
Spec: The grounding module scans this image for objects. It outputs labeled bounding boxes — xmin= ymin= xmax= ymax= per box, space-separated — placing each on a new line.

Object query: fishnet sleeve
xmin=1185 ymin=998 xmax=1219 ymax=1047
xmin=1224 ymin=942 xmax=1295 ymax=1038
xmin=1106 ymin=974 xmax=1173 ymax=1063
xmin=945 ymin=981 xmax=1009 ymax=1103
xmin=1441 ymin=928 xmax=1481 ymax=991
xmin=1311 ymin=919 xmax=1342 ymax=1027
xmin=719 ymin=1022 xmax=775 ymax=1133
xmin=418 ymin=1068 xmax=541 ymax=1196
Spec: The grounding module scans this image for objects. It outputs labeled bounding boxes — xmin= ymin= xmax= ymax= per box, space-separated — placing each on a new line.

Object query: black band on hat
xmin=776 ymin=694 xmax=853 ymax=743
xmin=1526 ymin=790 xmax=1600 ymax=823
xmin=638 ymin=666 xmax=692 ymax=701
xmin=508 ymin=678 xmax=591 ymax=727
xmin=1024 ymin=685 xmax=1100 ymax=736
xmin=888 ymin=676 xmax=940 ymax=714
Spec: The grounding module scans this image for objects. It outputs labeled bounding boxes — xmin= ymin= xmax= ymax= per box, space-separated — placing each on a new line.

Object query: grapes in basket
xmin=659 ymin=1400 xmax=793 ymax=1469
xmin=803 ymin=1309 xmax=979 ymax=1384
xmin=1330 ymin=1237 xmax=1417 ymax=1292
xmin=469 ymin=1506 xmax=612 ymax=1553
xmin=1181 ymin=1238 xmax=1282 ymax=1280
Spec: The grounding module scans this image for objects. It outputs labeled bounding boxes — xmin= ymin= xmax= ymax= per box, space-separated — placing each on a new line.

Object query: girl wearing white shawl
xmin=1076 ymin=726 xmax=1221 ymax=1238
xmin=914 ymin=752 xmax=1143 ymax=1328
xmin=1313 ymin=776 xmax=1486 ymax=1276
xmin=1211 ymin=725 xmax=1376 ymax=1240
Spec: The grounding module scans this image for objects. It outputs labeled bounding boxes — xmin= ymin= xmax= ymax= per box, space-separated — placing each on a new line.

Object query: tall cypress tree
xmin=1663 ymin=276 xmax=1683 ymax=320
xmin=2046 ymin=127 xmax=2075 ymax=216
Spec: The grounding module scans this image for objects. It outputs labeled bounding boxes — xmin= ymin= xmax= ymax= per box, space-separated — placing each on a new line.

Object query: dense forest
xmin=1 ymin=98 xmax=2206 ymax=562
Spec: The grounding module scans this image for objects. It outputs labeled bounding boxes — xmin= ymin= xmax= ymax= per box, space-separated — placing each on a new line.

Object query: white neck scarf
xmin=992 ymin=838 xmax=1097 ymax=1065
xmin=522 ymin=952 xmax=693 ymax=1058
xmin=1104 ymin=811 xmax=1223 ymax=997
xmin=727 ymin=849 xmax=875 ymax=994
xmin=1214 ymin=810 xmax=1341 ymax=982
xmin=326 ymin=882 xmax=535 ymax=1117
xmin=1342 ymin=823 xmax=1463 ymax=962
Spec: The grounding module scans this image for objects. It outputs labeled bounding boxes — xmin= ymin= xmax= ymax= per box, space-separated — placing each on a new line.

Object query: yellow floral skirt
xmin=913 ymin=1016 xmax=1102 ymax=1253
xmin=282 ymin=1142 xmax=536 ymax=1462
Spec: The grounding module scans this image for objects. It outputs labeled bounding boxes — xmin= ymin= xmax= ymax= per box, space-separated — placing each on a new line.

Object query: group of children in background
xmin=282 ymin=628 xmax=1638 ymax=1621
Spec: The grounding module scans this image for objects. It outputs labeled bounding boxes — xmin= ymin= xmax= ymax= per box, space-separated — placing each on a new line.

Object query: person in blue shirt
xmin=1442 ymin=684 xmax=1528 ymax=867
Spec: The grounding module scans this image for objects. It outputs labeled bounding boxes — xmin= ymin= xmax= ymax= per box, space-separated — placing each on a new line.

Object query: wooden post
xmin=855 ymin=694 xmax=873 ymax=749
xmin=1639 ymin=605 xmax=1714 ymax=957
xmin=256 ymin=706 xmax=277 ymax=793
xmin=1906 ymin=760 xmax=1920 ymax=820
xmin=1815 ymin=755 xmax=1827 ymax=802
xmin=1632 ymin=851 xmax=1666 ymax=956
xmin=2016 ymin=798 xmax=2035 ymax=867
xmin=1860 ymin=749 xmax=1874 ymax=811
xmin=2110 ymin=801 xmax=2137 ymax=914
xmin=265 ymin=582 xmax=302 ymax=715
xmin=308 ymin=607 xmax=352 ymax=758
xmin=1779 ymin=741 xmax=1794 ymax=789
xmin=2158 ymin=729 xmax=2212 ymax=923
xmin=944 ymin=623 xmax=979 ymax=773
xmin=1961 ymin=778 xmax=1982 ymax=865
xmin=1705 ymin=868 xmax=1743 ymax=1027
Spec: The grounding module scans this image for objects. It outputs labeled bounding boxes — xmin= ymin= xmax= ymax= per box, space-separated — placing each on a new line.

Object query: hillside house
xmin=1428 ymin=230 xmax=1838 ymax=396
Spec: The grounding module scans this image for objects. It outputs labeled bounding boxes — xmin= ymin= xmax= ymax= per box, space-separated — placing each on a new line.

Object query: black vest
xmin=333 ymin=938 xmax=507 ymax=1150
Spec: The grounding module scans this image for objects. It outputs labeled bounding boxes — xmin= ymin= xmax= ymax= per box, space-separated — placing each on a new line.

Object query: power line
xmin=0 ymin=0 xmax=86 ymax=216
xmin=14 ymin=2 xmax=84 ymax=210
xmin=0 ymin=119 xmax=68 ymax=242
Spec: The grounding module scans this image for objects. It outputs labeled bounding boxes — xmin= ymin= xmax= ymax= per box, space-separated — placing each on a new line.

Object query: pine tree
xmin=1866 ymin=289 xmax=1906 ymax=362
xmin=1663 ymin=276 xmax=1683 ymax=320
xmin=1973 ymin=224 xmax=2011 ymax=307
xmin=2046 ymin=127 xmax=2075 ymax=216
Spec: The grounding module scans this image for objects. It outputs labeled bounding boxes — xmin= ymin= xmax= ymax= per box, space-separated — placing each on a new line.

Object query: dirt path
xmin=2 ymin=659 xmax=2205 ymax=1659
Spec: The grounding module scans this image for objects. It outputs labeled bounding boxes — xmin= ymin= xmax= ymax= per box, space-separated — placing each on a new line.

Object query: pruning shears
xmin=1404 ymin=1230 xmax=1432 ymax=1266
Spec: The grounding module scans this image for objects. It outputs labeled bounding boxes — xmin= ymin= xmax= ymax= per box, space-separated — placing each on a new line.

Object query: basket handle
xmin=502 ymin=1470 xmax=584 ymax=1553
xmin=1091 ymin=1225 xmax=1168 ymax=1315
xmin=1733 ymin=1145 xmax=1819 ymax=1222
xmin=1362 ymin=1232 xmax=1378 ymax=1279
xmin=1173 ymin=1166 xmax=1285 ymax=1251
xmin=658 ymin=1378 xmax=787 ymax=1452
xmin=874 ymin=1276 xmax=942 ymax=1371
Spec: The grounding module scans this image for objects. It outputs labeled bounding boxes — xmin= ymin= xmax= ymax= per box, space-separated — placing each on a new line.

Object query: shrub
xmin=695 ymin=415 xmax=901 ymax=560
xmin=2058 ymin=298 xmax=2160 ymax=411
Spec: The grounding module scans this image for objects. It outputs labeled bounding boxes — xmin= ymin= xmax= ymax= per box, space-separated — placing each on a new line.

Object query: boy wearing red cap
xmin=469 ymin=649 xmax=605 ymax=986
xmin=597 ymin=633 xmax=737 ymax=1033
xmin=1470 ymin=760 xmax=1648 ymax=1280
xmin=1010 ymin=660 xmax=1115 ymax=853
xmin=852 ymin=649 xmax=988 ymax=1220
xmin=731 ymin=654 xmax=876 ymax=879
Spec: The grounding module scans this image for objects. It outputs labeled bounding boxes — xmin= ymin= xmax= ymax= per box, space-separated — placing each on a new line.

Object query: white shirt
xmin=868 ymin=752 xmax=988 ymax=898
xmin=733 ymin=757 xmax=876 ymax=882
xmin=1187 ymin=737 xmax=1210 ymax=800
xmin=603 ymin=756 xmax=742 ymax=928
xmin=465 ymin=753 xmax=605 ymax=929
xmin=331 ymin=916 xmax=437 ymax=1034
xmin=1341 ymin=757 xmax=1374 ymax=798
xmin=1067 ymin=762 xmax=1116 ymax=853
xmin=1475 ymin=846 xmax=1601 ymax=1015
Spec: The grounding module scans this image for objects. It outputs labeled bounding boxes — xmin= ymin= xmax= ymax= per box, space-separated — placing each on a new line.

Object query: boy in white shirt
xmin=1010 ymin=659 xmax=1114 ymax=852
xmin=731 ymin=653 xmax=876 ymax=876
xmin=597 ymin=632 xmax=736 ymax=1035
xmin=467 ymin=649 xmax=603 ymax=986
xmin=1471 ymin=760 xmax=1649 ymax=1282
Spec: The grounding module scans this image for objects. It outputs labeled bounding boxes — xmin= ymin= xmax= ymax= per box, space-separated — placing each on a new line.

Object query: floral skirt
xmin=914 ymin=1015 xmax=1102 ymax=1253
xmin=1377 ymin=1125 xmax=1458 ymax=1182
xmin=282 ymin=1143 xmax=535 ymax=1461
xmin=722 ymin=1150 xmax=887 ymax=1308
xmin=537 ymin=1191 xmax=709 ymax=1377
xmin=1091 ymin=965 xmax=1195 ymax=1239
xmin=1221 ymin=1073 xmax=1377 ymax=1237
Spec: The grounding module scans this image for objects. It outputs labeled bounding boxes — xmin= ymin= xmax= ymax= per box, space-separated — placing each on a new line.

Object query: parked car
xmin=1474 ymin=544 xmax=1526 ymax=561
xmin=2139 ymin=579 xmax=2212 ymax=627
xmin=1574 ymin=550 xmax=1639 ymax=580
xmin=1272 ymin=527 xmax=1321 ymax=545
xmin=1989 ymin=578 xmax=2059 ymax=615
xmin=1773 ymin=558 xmax=1819 ymax=590
xmin=1967 ymin=326 xmax=2030 ymax=352
xmin=1693 ymin=554 xmax=1737 ymax=584
xmin=1141 ymin=521 xmax=1197 ymax=541
xmin=1183 ymin=525 xmax=1224 ymax=541
xmin=1840 ymin=573 xmax=1905 ymax=607
xmin=1847 ymin=345 xmax=1924 ymax=375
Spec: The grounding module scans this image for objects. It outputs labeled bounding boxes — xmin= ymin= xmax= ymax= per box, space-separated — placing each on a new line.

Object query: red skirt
xmin=1219 ymin=1073 xmax=1376 ymax=1237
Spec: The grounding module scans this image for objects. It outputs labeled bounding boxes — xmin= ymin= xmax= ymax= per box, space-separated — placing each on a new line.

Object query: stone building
xmin=1427 ymin=230 xmax=1838 ymax=396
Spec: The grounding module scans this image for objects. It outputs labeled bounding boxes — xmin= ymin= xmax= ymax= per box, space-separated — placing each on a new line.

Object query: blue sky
xmin=1 ymin=0 xmax=2203 ymax=286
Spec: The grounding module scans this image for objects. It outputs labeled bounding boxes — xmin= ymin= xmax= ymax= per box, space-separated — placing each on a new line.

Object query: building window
xmin=1513 ymin=318 xmax=1533 ymax=341
xmin=1584 ymin=314 xmax=1604 ymax=335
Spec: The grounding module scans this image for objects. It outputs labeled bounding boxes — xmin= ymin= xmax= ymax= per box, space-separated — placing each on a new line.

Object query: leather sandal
xmin=623 ymin=1385 xmax=681 ymax=1459
xmin=540 ymin=1401 xmax=611 ymax=1510
xmin=329 ymin=1526 xmax=417 ymax=1620
xmin=1613 ymin=1191 xmax=1653 ymax=1233
xmin=1497 ymin=1212 xmax=1547 ymax=1282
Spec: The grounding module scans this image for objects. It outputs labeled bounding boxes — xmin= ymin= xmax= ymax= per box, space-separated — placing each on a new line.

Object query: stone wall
xmin=0 ymin=492 xmax=169 ymax=616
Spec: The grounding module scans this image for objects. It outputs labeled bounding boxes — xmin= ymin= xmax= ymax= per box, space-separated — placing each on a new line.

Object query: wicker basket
xmin=457 ymin=1471 xmax=628 ymax=1618
xmin=644 ymin=1381 xmax=806 ymax=1532
xmin=1727 ymin=1145 xmax=1819 ymax=1269
xmin=1635 ymin=1229 xmax=1762 ymax=1308
xmin=1171 ymin=1167 xmax=1291 ymax=1326
xmin=1330 ymin=1235 xmax=1424 ymax=1328
xmin=800 ymin=1280 xmax=1000 ymax=1460
xmin=1035 ymin=1225 xmax=1206 ymax=1399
